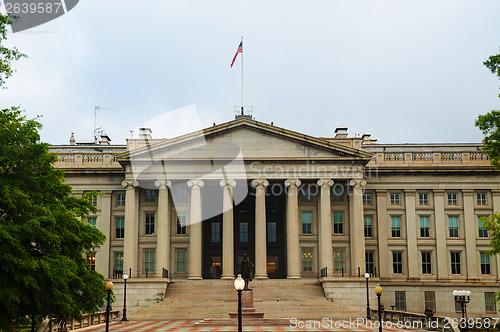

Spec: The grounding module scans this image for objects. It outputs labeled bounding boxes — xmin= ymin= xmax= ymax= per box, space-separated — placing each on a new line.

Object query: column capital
xmin=251 ymin=179 xmax=269 ymax=188
xmin=433 ymin=189 xmax=445 ymax=196
xmin=349 ymin=179 xmax=366 ymax=187
xmin=121 ymin=180 xmax=139 ymax=188
xmin=154 ymin=179 xmax=172 ymax=189
xmin=404 ymin=189 xmax=416 ymax=197
xmin=187 ymin=179 xmax=205 ymax=188
xmin=492 ymin=189 xmax=500 ymax=196
xmin=376 ymin=189 xmax=387 ymax=194
xmin=284 ymin=179 xmax=301 ymax=188
xmin=219 ymin=179 xmax=236 ymax=188
xmin=317 ymin=179 xmax=334 ymax=187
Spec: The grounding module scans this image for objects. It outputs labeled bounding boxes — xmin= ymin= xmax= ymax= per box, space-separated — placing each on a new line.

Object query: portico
xmin=116 ymin=118 xmax=372 ymax=279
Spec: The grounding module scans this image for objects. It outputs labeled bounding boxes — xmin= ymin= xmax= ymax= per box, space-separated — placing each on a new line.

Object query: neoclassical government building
xmin=51 ymin=116 xmax=500 ymax=316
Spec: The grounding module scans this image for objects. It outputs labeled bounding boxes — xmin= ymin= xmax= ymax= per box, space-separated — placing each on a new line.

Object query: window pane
xmin=391 ymin=216 xmax=401 ymax=237
xmin=240 ymin=222 xmax=249 ymax=242
xmin=267 ymin=222 xmax=276 ymax=243
xmin=333 ymin=249 xmax=344 ymax=272
xmin=302 ymin=212 xmax=312 ymax=234
xmin=449 ymin=216 xmax=458 ymax=237
xmin=211 ymin=222 xmax=220 ymax=243
xmin=420 ymin=216 xmax=430 ymax=238
xmin=393 ymin=252 xmax=402 ymax=274
xmin=176 ymin=250 xmax=187 ymax=273
xmin=395 ymin=291 xmax=406 ymax=311
xmin=451 ymin=252 xmax=461 ymax=274
xmin=364 ymin=216 xmax=372 ymax=238
xmin=333 ymin=212 xmax=343 ymax=234
xmin=145 ymin=213 xmax=155 ymax=235
xmin=177 ymin=213 xmax=187 ymax=235
xmin=115 ymin=252 xmax=123 ymax=272
xmin=302 ymin=250 xmax=313 ymax=272
xmin=424 ymin=291 xmax=435 ymax=311
xmin=116 ymin=217 xmax=125 ymax=239
xmin=88 ymin=217 xmax=97 ymax=228
xmin=485 ymin=292 xmax=496 ymax=313
xmin=145 ymin=250 xmax=155 ymax=273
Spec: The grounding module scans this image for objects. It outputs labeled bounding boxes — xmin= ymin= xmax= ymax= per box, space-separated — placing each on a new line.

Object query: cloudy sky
xmin=1 ymin=0 xmax=500 ymax=145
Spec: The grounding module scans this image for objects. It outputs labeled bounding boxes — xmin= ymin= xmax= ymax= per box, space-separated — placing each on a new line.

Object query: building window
xmin=145 ymin=190 xmax=156 ymax=202
xmin=145 ymin=250 xmax=155 ymax=274
xmin=302 ymin=212 xmax=312 ymax=234
xmin=301 ymin=187 xmax=312 ymax=201
xmin=145 ymin=213 xmax=155 ymax=235
xmin=364 ymin=216 xmax=372 ymax=238
xmin=211 ymin=222 xmax=220 ymax=243
xmin=422 ymin=251 xmax=432 ymax=274
xmin=176 ymin=189 xmax=187 ymax=202
xmin=116 ymin=217 xmax=125 ymax=239
xmin=240 ymin=222 xmax=249 ymax=242
xmin=451 ymin=252 xmax=461 ymax=275
xmin=176 ymin=249 xmax=187 ymax=273
xmin=424 ymin=291 xmax=435 ymax=311
xmin=333 ymin=249 xmax=344 ymax=272
xmin=390 ymin=193 xmax=400 ymax=205
xmin=477 ymin=193 xmax=487 ymax=206
xmin=447 ymin=193 xmax=457 ymax=206
xmin=419 ymin=193 xmax=429 ymax=206
xmin=332 ymin=186 xmax=343 ymax=201
xmin=302 ymin=250 xmax=313 ymax=272
xmin=391 ymin=216 xmax=401 ymax=238
xmin=333 ymin=212 xmax=343 ymax=234
xmin=485 ymin=292 xmax=496 ymax=313
xmin=449 ymin=216 xmax=459 ymax=238
xmin=88 ymin=194 xmax=97 ymax=206
xmin=116 ymin=194 xmax=125 ymax=207
xmin=420 ymin=216 xmax=430 ymax=238
xmin=267 ymin=222 xmax=276 ymax=243
xmin=87 ymin=217 xmax=97 ymax=228
xmin=480 ymin=252 xmax=491 ymax=275
xmin=393 ymin=252 xmax=402 ymax=274
xmin=266 ymin=200 xmax=276 ymax=213
xmin=478 ymin=217 xmax=488 ymax=238
xmin=365 ymin=251 xmax=374 ymax=274
xmin=395 ymin=291 xmax=406 ymax=311
xmin=114 ymin=252 xmax=123 ymax=273
xmin=177 ymin=213 xmax=187 ymax=235
xmin=86 ymin=254 xmax=96 ymax=270
xmin=363 ymin=194 xmax=372 ymax=205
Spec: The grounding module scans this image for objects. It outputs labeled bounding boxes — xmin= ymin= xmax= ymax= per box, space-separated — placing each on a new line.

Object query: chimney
xmin=99 ymin=134 xmax=111 ymax=145
xmin=139 ymin=127 xmax=152 ymax=139
xmin=334 ymin=126 xmax=348 ymax=138
xmin=70 ymin=133 xmax=76 ymax=145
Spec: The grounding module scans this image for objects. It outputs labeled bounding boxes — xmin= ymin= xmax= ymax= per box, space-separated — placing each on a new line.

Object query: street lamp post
xmin=374 ymin=284 xmax=383 ymax=332
xmin=365 ymin=273 xmax=371 ymax=320
xmin=234 ymin=274 xmax=245 ymax=332
xmin=453 ymin=289 xmax=471 ymax=331
xmin=105 ymin=280 xmax=114 ymax=332
xmin=122 ymin=274 xmax=128 ymax=321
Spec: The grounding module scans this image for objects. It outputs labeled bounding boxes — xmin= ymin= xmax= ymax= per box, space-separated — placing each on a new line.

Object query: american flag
xmin=230 ymin=41 xmax=243 ymax=68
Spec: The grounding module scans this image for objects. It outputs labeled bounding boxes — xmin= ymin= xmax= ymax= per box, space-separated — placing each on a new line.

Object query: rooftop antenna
xmin=94 ymin=105 xmax=112 ymax=143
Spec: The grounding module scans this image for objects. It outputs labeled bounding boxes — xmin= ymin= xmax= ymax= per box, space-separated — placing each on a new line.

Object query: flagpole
xmin=241 ymin=36 xmax=244 ymax=114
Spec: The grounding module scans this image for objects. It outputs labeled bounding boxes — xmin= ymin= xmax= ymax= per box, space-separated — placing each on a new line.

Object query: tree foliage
xmin=476 ymin=50 xmax=500 ymax=169
xmin=0 ymin=8 xmax=108 ymax=331
xmin=0 ymin=7 xmax=26 ymax=88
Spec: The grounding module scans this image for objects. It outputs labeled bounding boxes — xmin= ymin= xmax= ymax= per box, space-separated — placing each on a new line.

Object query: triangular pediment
xmin=116 ymin=117 xmax=372 ymax=163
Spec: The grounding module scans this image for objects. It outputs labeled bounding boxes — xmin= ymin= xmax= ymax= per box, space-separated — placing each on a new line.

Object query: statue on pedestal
xmin=239 ymin=254 xmax=254 ymax=290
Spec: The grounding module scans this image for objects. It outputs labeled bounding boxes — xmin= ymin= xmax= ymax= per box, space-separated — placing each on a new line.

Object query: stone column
xmin=187 ymin=179 xmax=204 ymax=280
xmin=155 ymin=179 xmax=172 ymax=277
xmin=349 ymin=179 xmax=366 ymax=276
xmin=97 ymin=191 xmax=112 ymax=279
xmin=434 ymin=190 xmax=448 ymax=280
xmin=285 ymin=179 xmax=301 ymax=279
xmin=220 ymin=179 xmax=236 ymax=279
xmin=122 ymin=180 xmax=139 ymax=277
xmin=493 ymin=190 xmax=500 ymax=281
xmin=317 ymin=179 xmax=334 ymax=276
xmin=252 ymin=179 xmax=269 ymax=279
xmin=376 ymin=190 xmax=389 ymax=279
xmin=463 ymin=190 xmax=479 ymax=280
xmin=405 ymin=190 xmax=418 ymax=279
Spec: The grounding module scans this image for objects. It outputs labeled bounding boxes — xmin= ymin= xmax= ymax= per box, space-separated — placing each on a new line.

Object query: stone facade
xmin=51 ymin=117 xmax=500 ymax=318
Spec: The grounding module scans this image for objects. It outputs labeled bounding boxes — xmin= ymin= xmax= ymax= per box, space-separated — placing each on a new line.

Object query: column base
xmin=286 ymin=274 xmax=301 ymax=279
xmin=254 ymin=274 xmax=269 ymax=280
xmin=187 ymin=274 xmax=203 ymax=280
xmin=220 ymin=274 xmax=235 ymax=280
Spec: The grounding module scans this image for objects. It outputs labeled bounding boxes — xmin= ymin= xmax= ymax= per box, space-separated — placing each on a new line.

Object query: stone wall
xmin=110 ymin=278 xmax=169 ymax=313
xmin=321 ymin=279 xmax=500 ymax=318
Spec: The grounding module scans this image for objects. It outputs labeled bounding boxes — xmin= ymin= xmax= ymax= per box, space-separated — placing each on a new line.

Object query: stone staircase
xmin=129 ymin=278 xmax=362 ymax=321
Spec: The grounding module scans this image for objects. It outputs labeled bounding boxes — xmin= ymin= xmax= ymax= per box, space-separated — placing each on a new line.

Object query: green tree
xmin=476 ymin=50 xmax=500 ymax=168
xmin=0 ymin=8 xmax=108 ymax=331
